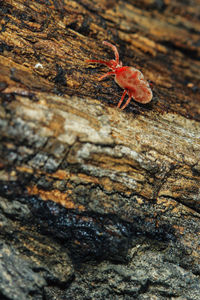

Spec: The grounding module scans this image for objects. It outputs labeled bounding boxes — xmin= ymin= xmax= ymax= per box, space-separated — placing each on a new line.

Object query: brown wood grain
xmin=0 ymin=0 xmax=200 ymax=298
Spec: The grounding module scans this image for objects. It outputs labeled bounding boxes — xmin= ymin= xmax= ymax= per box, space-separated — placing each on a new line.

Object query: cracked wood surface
xmin=0 ymin=0 xmax=200 ymax=299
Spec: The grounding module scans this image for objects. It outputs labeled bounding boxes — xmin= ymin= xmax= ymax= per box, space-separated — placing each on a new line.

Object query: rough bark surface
xmin=0 ymin=0 xmax=200 ymax=299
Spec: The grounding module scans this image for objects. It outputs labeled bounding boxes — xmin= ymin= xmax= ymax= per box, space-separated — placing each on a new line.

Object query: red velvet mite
xmin=86 ymin=41 xmax=153 ymax=110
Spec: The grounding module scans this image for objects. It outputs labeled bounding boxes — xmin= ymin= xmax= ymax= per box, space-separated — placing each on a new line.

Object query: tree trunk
xmin=0 ymin=0 xmax=200 ymax=299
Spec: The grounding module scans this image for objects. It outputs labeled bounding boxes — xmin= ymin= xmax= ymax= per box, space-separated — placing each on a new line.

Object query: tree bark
xmin=0 ymin=0 xmax=200 ymax=299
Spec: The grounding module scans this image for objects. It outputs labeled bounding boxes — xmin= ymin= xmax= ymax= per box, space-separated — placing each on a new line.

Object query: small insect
xmin=86 ymin=41 xmax=153 ymax=110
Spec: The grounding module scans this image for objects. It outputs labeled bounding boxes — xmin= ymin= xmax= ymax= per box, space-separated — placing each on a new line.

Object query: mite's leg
xmin=103 ymin=41 xmax=120 ymax=65
xmin=86 ymin=59 xmax=111 ymax=68
xmin=98 ymin=71 xmax=115 ymax=81
xmin=117 ymin=90 xmax=127 ymax=108
xmin=120 ymin=94 xmax=132 ymax=110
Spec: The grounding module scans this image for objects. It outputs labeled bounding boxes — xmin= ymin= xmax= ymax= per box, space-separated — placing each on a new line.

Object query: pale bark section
xmin=2 ymin=92 xmax=199 ymax=213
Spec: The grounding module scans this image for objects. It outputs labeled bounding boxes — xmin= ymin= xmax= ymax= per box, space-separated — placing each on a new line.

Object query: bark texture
xmin=0 ymin=0 xmax=200 ymax=299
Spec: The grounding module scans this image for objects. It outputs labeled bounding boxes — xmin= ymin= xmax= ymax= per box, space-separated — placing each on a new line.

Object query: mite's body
xmin=87 ymin=41 xmax=153 ymax=110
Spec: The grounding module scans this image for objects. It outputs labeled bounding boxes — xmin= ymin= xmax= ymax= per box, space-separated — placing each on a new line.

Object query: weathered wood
xmin=0 ymin=0 xmax=200 ymax=299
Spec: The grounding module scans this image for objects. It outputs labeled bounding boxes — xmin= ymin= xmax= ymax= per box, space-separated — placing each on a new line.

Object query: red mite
xmin=86 ymin=41 xmax=153 ymax=110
